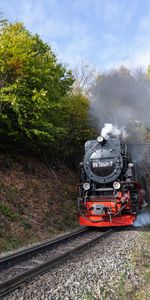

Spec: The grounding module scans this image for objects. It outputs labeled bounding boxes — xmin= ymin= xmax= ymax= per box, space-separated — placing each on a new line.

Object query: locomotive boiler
xmin=78 ymin=135 xmax=144 ymax=227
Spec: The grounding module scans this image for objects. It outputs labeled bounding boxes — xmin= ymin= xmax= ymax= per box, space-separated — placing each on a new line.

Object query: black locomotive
xmin=78 ymin=135 xmax=144 ymax=227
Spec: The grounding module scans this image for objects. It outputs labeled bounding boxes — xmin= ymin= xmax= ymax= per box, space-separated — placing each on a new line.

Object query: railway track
xmin=0 ymin=227 xmax=112 ymax=297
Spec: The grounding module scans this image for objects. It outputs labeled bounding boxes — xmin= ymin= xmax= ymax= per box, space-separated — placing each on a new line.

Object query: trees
xmin=73 ymin=61 xmax=97 ymax=96
xmin=59 ymin=92 xmax=95 ymax=163
xmin=0 ymin=20 xmax=94 ymax=163
xmin=0 ymin=21 xmax=74 ymax=150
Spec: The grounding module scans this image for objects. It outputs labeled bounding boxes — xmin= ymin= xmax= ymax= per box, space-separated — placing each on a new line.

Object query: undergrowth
xmin=0 ymin=203 xmax=17 ymax=221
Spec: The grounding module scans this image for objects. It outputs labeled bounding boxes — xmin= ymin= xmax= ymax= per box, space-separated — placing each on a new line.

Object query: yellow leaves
xmin=32 ymin=89 xmax=48 ymax=109
xmin=7 ymin=58 xmax=24 ymax=75
xmin=40 ymin=90 xmax=47 ymax=97
xmin=11 ymin=22 xmax=24 ymax=33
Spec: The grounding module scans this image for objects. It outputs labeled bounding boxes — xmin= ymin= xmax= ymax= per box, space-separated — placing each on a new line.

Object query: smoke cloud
xmin=90 ymin=68 xmax=150 ymax=129
xmin=134 ymin=210 xmax=150 ymax=227
xmin=90 ymin=68 xmax=150 ymax=164
xmin=101 ymin=123 xmax=121 ymax=139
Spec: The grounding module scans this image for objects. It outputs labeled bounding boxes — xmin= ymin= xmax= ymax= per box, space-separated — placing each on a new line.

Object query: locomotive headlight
xmin=128 ymin=163 xmax=134 ymax=168
xmin=113 ymin=181 xmax=121 ymax=190
xmin=97 ymin=136 xmax=104 ymax=143
xmin=83 ymin=182 xmax=90 ymax=190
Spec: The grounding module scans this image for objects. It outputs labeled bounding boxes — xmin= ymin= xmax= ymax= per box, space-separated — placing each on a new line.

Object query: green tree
xmin=59 ymin=92 xmax=96 ymax=163
xmin=0 ymin=21 xmax=74 ymax=151
xmin=0 ymin=19 xmax=95 ymax=165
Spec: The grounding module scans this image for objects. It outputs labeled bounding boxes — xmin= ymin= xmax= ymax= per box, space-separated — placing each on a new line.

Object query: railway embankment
xmin=1 ymin=150 xmax=150 ymax=299
xmin=0 ymin=153 xmax=78 ymax=253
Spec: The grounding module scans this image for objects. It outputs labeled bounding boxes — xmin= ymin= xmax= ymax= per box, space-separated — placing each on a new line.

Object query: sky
xmin=1 ymin=0 xmax=150 ymax=71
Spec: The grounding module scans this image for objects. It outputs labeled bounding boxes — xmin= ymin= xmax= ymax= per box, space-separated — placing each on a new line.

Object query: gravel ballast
xmin=0 ymin=230 xmax=102 ymax=283
xmin=3 ymin=228 xmax=144 ymax=300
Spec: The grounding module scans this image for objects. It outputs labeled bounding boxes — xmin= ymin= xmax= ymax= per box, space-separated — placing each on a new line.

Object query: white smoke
xmin=101 ymin=123 xmax=121 ymax=139
xmin=133 ymin=211 xmax=150 ymax=227
xmin=122 ymin=129 xmax=129 ymax=140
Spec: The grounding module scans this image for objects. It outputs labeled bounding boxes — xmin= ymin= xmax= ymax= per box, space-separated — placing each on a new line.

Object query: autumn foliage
xmin=0 ymin=20 xmax=93 ymax=163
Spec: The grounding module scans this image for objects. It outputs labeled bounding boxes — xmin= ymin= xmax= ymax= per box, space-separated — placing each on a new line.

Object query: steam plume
xmin=101 ymin=123 xmax=121 ymax=139
xmin=90 ymin=67 xmax=150 ymax=163
xmin=90 ymin=68 xmax=150 ymax=130
xmin=134 ymin=210 xmax=150 ymax=227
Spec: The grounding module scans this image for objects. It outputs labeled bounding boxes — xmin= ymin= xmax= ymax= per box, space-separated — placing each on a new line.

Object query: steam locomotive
xmin=78 ymin=135 xmax=144 ymax=227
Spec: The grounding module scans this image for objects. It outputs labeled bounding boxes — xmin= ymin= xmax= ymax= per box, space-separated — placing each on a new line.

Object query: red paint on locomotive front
xmin=79 ymin=214 xmax=136 ymax=227
xmin=79 ymin=182 xmax=143 ymax=227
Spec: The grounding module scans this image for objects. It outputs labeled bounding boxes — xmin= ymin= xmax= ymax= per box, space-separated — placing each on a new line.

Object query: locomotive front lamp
xmin=113 ymin=181 xmax=121 ymax=190
xmin=97 ymin=136 xmax=104 ymax=143
xmin=128 ymin=163 xmax=134 ymax=168
xmin=83 ymin=182 xmax=90 ymax=190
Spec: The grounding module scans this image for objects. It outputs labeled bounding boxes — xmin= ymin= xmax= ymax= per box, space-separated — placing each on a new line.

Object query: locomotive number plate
xmin=92 ymin=161 xmax=113 ymax=168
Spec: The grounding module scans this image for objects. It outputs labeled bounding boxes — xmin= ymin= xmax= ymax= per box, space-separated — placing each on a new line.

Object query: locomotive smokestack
xmin=101 ymin=123 xmax=121 ymax=140
xmin=97 ymin=136 xmax=106 ymax=145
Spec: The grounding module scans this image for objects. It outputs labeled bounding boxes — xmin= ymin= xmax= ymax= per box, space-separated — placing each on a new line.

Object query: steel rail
xmin=0 ymin=229 xmax=112 ymax=297
xmin=0 ymin=227 xmax=88 ymax=268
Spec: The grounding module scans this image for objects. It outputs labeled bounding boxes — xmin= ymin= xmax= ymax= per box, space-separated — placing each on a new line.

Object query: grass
xmin=0 ymin=237 xmax=21 ymax=252
xmin=0 ymin=203 xmax=17 ymax=221
xmin=82 ymin=293 xmax=94 ymax=300
xmin=0 ymin=235 xmax=39 ymax=252
xmin=21 ymin=219 xmax=32 ymax=230
xmin=114 ymin=229 xmax=150 ymax=300
xmin=116 ymin=273 xmax=128 ymax=300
